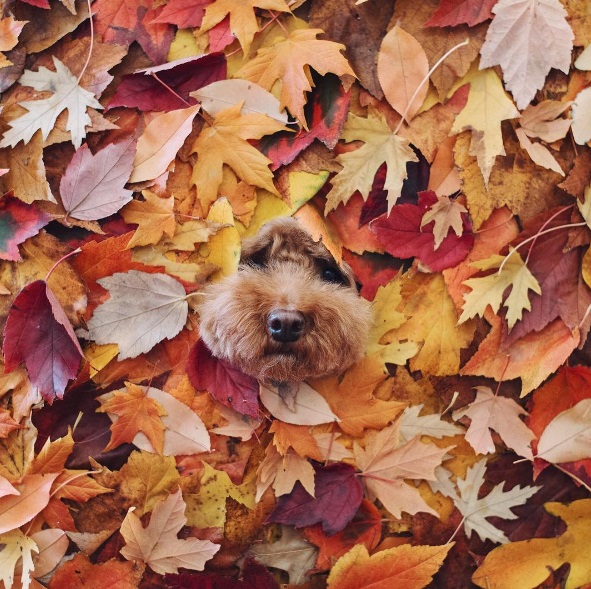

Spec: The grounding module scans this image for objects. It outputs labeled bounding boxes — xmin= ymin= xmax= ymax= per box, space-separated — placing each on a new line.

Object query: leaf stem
xmin=77 ymin=0 xmax=94 ymax=84
xmin=149 ymin=72 xmax=192 ymax=108
xmin=393 ymin=38 xmax=470 ymax=136
xmin=45 ymin=247 xmax=82 ymax=282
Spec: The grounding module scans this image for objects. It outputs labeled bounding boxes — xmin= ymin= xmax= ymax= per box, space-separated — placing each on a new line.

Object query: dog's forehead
xmin=241 ymin=217 xmax=332 ymax=262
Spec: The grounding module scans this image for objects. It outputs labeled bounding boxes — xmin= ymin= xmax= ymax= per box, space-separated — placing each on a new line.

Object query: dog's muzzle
xmin=266 ymin=309 xmax=305 ymax=343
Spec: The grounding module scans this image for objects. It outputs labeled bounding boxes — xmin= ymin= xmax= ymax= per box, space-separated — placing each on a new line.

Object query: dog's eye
xmin=321 ymin=266 xmax=345 ymax=284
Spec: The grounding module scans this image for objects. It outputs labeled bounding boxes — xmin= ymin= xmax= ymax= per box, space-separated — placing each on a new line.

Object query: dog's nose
xmin=267 ymin=309 xmax=305 ymax=342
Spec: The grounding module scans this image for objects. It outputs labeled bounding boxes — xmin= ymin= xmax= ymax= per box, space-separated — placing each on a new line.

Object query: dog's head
xmin=198 ymin=217 xmax=372 ymax=383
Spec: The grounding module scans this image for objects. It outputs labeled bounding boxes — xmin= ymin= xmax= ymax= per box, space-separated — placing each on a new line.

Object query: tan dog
xmin=198 ymin=217 xmax=372 ymax=383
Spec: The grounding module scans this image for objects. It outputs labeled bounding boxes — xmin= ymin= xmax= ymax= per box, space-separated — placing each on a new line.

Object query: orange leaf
xmin=121 ymin=191 xmax=176 ymax=249
xmin=327 ymin=543 xmax=453 ymax=589
xmin=269 ymin=421 xmax=321 ymax=459
xmin=0 ymin=473 xmax=59 ymax=534
xmin=98 ymin=382 xmax=167 ymax=454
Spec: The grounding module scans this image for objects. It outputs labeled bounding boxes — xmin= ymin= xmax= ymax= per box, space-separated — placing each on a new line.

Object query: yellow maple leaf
xmin=450 ymin=66 xmax=519 ymax=186
xmin=237 ymin=28 xmax=355 ymax=128
xmin=98 ymin=383 xmax=167 ymax=455
xmin=472 ymin=499 xmax=591 ymax=589
xmin=459 ymin=248 xmax=541 ymax=330
xmin=327 ymin=543 xmax=453 ymax=589
xmin=199 ymin=0 xmax=291 ymax=54
xmin=388 ymin=272 xmax=475 ymax=376
xmin=324 ymin=110 xmax=418 ymax=214
xmin=121 ymin=191 xmax=176 ymax=249
xmin=190 ymin=103 xmax=286 ymax=211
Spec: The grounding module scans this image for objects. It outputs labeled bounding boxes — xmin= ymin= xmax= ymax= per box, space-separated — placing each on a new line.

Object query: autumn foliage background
xmin=0 ymin=0 xmax=590 ymax=587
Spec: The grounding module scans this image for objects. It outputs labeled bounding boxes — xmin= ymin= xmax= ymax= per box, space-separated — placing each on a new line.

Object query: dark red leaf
xmin=165 ymin=558 xmax=279 ymax=589
xmin=423 ymin=0 xmax=497 ymax=27
xmin=3 ymin=280 xmax=83 ymax=402
xmin=266 ymin=462 xmax=363 ymax=535
xmin=261 ymin=74 xmax=350 ymax=170
xmin=342 ymin=249 xmax=401 ymax=301
xmin=187 ymin=339 xmax=259 ymax=418
xmin=370 ymin=190 xmax=473 ymax=271
xmin=18 ymin=0 xmax=50 ymax=8
xmin=0 ymin=196 xmax=51 ymax=261
xmin=107 ymin=53 xmax=227 ymax=112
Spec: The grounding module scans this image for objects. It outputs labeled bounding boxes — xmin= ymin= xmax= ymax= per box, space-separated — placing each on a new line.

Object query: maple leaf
xmin=98 ymin=382 xmax=167 ymax=455
xmin=0 ymin=529 xmax=38 ymax=589
xmin=327 ymin=543 xmax=453 ymax=589
xmin=453 ymin=386 xmax=535 ymax=459
xmin=459 ymin=248 xmax=541 ymax=329
xmin=267 ymin=462 xmax=364 ymax=535
xmin=0 ymin=57 xmax=103 ymax=149
xmin=200 ymin=0 xmax=291 ymax=53
xmin=120 ymin=488 xmax=219 ymax=574
xmin=238 ymin=28 xmax=355 ymax=128
xmin=453 ymin=458 xmax=540 ymax=544
xmin=421 ymin=194 xmax=468 ymax=249
xmin=355 ymin=421 xmax=452 ymax=518
xmin=3 ymin=280 xmax=83 ymax=402
xmin=60 ymin=137 xmax=135 ymax=221
xmin=450 ymin=67 xmax=520 ymax=185
xmin=424 ymin=0 xmax=497 ymax=27
xmin=324 ymin=110 xmax=418 ymax=214
xmin=150 ymin=0 xmax=211 ymax=28
xmin=480 ymin=0 xmax=574 ymax=110
xmin=121 ymin=191 xmax=176 ymax=248
xmin=249 ymin=525 xmax=317 ymax=585
xmin=190 ymin=103 xmax=286 ymax=209
xmin=472 ymin=499 xmax=591 ymax=589
xmin=0 ymin=197 xmax=51 ymax=261
xmin=85 ymin=270 xmax=189 ymax=360
xmin=399 ymin=405 xmax=463 ymax=443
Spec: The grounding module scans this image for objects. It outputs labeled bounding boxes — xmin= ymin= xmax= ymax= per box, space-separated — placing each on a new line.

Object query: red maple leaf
xmin=266 ymin=462 xmax=363 ymax=535
xmin=370 ymin=190 xmax=474 ymax=271
xmin=424 ymin=0 xmax=497 ymax=27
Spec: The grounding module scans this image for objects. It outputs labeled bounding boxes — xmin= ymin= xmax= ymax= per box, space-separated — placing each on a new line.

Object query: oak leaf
xmin=354 ymin=421 xmax=451 ymax=518
xmin=327 ymin=543 xmax=453 ymax=589
xmin=0 ymin=529 xmax=38 ymax=589
xmin=0 ymin=57 xmax=103 ymax=149
xmin=60 ymin=137 xmax=135 ymax=221
xmin=98 ymin=383 xmax=167 ymax=455
xmin=480 ymin=0 xmax=574 ymax=110
xmin=472 ymin=499 xmax=591 ymax=589
xmin=453 ymin=386 xmax=535 ymax=459
xmin=450 ymin=67 xmax=520 ymax=185
xmin=85 ymin=270 xmax=188 ymax=360
xmin=238 ymin=28 xmax=354 ymax=128
xmin=459 ymin=249 xmax=541 ymax=330
xmin=453 ymin=458 xmax=540 ymax=544
xmin=121 ymin=192 xmax=176 ymax=248
xmin=324 ymin=110 xmax=418 ymax=214
xmin=190 ymin=103 xmax=285 ymax=209
xmin=120 ymin=488 xmax=219 ymax=574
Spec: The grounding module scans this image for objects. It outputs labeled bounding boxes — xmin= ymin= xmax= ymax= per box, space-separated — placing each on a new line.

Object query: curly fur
xmin=198 ymin=217 xmax=372 ymax=383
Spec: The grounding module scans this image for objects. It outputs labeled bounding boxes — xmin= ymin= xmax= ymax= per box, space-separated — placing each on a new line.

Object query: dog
xmin=198 ymin=216 xmax=372 ymax=384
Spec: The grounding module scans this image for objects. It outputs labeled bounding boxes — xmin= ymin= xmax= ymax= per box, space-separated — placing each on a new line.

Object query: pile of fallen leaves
xmin=0 ymin=0 xmax=590 ymax=587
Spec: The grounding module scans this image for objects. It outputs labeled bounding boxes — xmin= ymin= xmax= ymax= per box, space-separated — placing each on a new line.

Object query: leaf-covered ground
xmin=0 ymin=0 xmax=590 ymax=588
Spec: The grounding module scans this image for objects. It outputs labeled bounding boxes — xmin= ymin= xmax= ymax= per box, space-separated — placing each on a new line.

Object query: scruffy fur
xmin=198 ymin=217 xmax=372 ymax=383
